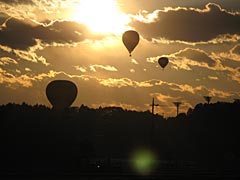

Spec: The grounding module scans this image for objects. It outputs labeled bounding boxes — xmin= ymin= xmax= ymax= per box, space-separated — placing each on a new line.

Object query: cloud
xmin=0 ymin=44 xmax=12 ymax=52
xmin=0 ymin=57 xmax=17 ymax=65
xmin=131 ymin=58 xmax=138 ymax=64
xmin=129 ymin=69 xmax=135 ymax=73
xmin=169 ymin=83 xmax=204 ymax=94
xmin=231 ymin=44 xmax=240 ymax=55
xmin=154 ymin=80 xmax=208 ymax=96
xmin=151 ymin=33 xmax=240 ymax=46
xmin=0 ymin=16 xmax=11 ymax=30
xmin=73 ymin=64 xmax=119 ymax=74
xmin=177 ymin=48 xmax=215 ymax=65
xmin=0 ymin=17 xmax=36 ymax=50
xmin=0 ymin=69 xmax=59 ymax=88
xmin=24 ymin=67 xmax=31 ymax=72
xmin=208 ymin=88 xmax=233 ymax=98
xmin=89 ymin=65 xmax=118 ymax=72
xmin=0 ymin=0 xmax=34 ymax=4
xmin=99 ymin=78 xmax=153 ymax=88
xmin=0 ymin=16 xmax=102 ymax=50
xmin=153 ymin=93 xmax=172 ymax=103
xmin=74 ymin=66 xmax=87 ymax=73
xmin=164 ymin=47 xmax=240 ymax=89
xmin=208 ymin=76 xmax=218 ymax=80
xmin=130 ymin=3 xmax=240 ymax=42
xmin=96 ymin=77 xmax=198 ymax=98
xmin=13 ymin=48 xmax=49 ymax=66
xmin=206 ymin=44 xmax=240 ymax=83
xmin=210 ymin=44 xmax=240 ymax=69
xmin=0 ymin=39 xmax=49 ymax=66
xmin=228 ymin=68 xmax=240 ymax=84
xmin=157 ymin=47 xmax=217 ymax=71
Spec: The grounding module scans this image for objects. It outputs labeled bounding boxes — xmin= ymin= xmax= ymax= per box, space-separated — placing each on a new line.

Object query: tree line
xmin=1 ymin=100 xmax=240 ymax=174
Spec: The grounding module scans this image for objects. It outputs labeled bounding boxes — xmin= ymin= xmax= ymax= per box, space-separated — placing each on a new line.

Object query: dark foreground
xmin=2 ymin=165 xmax=240 ymax=180
xmin=1 ymin=102 xmax=240 ymax=179
xmin=2 ymin=171 xmax=240 ymax=180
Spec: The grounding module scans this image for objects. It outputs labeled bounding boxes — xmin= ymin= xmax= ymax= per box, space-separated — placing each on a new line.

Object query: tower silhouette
xmin=173 ymin=102 xmax=182 ymax=116
xmin=203 ymin=96 xmax=212 ymax=104
xmin=150 ymin=98 xmax=159 ymax=115
xmin=149 ymin=97 xmax=159 ymax=147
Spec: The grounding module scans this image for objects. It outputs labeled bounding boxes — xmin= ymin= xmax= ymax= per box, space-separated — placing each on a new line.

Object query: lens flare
xmin=130 ymin=148 xmax=157 ymax=175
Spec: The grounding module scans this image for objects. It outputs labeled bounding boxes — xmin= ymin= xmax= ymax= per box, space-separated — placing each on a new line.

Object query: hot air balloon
xmin=158 ymin=57 xmax=169 ymax=69
xmin=46 ymin=80 xmax=78 ymax=110
xmin=122 ymin=30 xmax=139 ymax=57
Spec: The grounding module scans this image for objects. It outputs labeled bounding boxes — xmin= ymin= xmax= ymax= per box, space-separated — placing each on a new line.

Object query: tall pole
xmin=151 ymin=98 xmax=159 ymax=115
xmin=173 ymin=102 xmax=182 ymax=116
xmin=150 ymin=98 xmax=159 ymax=147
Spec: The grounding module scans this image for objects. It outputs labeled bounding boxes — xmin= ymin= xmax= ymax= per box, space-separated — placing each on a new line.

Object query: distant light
xmin=97 ymin=165 xmax=100 ymax=168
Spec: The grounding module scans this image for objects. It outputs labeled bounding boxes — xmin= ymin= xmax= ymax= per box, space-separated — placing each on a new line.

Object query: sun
xmin=71 ymin=0 xmax=130 ymax=34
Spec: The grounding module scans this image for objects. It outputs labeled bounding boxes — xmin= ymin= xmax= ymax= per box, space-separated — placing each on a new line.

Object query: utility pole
xmin=150 ymin=97 xmax=159 ymax=115
xmin=149 ymin=97 xmax=159 ymax=147
xmin=173 ymin=102 xmax=182 ymax=116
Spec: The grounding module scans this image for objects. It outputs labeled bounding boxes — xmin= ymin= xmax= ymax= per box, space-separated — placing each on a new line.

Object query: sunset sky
xmin=0 ymin=0 xmax=240 ymax=117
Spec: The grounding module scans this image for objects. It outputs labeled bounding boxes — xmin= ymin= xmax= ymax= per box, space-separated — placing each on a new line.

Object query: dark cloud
xmin=34 ymin=21 xmax=91 ymax=44
xmin=176 ymin=48 xmax=216 ymax=67
xmin=118 ymin=0 xmax=240 ymax=14
xmin=0 ymin=12 xmax=8 ymax=19
xmin=0 ymin=18 xmax=36 ymax=50
xmin=0 ymin=18 xmax=101 ymax=50
xmin=130 ymin=3 xmax=240 ymax=42
xmin=232 ymin=44 xmax=240 ymax=55
xmin=0 ymin=0 xmax=34 ymax=4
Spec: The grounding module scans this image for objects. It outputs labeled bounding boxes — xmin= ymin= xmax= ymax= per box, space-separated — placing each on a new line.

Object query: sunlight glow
xmin=71 ymin=0 xmax=130 ymax=34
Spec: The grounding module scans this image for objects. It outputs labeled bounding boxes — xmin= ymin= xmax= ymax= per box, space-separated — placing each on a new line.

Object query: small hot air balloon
xmin=122 ymin=30 xmax=139 ymax=57
xmin=158 ymin=57 xmax=169 ymax=70
xmin=46 ymin=80 xmax=78 ymax=110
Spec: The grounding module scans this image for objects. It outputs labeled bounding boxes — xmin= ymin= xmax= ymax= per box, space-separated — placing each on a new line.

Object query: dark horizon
xmin=1 ymin=100 xmax=240 ymax=179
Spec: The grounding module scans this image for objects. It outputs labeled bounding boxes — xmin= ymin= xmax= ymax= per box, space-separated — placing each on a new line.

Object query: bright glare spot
xmin=131 ymin=149 xmax=157 ymax=175
xmin=91 ymin=36 xmax=119 ymax=49
xmin=71 ymin=0 xmax=130 ymax=34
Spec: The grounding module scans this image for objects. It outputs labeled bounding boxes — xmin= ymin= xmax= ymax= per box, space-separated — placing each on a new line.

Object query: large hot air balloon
xmin=46 ymin=80 xmax=78 ymax=110
xmin=158 ymin=57 xmax=169 ymax=69
xmin=122 ymin=30 xmax=139 ymax=57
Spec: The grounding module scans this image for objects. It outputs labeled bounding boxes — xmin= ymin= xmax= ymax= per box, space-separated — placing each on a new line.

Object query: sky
xmin=0 ymin=0 xmax=240 ymax=117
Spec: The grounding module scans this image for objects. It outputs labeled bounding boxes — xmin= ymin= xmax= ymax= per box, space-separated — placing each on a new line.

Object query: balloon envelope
xmin=122 ymin=30 xmax=139 ymax=57
xmin=46 ymin=80 xmax=78 ymax=110
xmin=158 ymin=57 xmax=169 ymax=69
